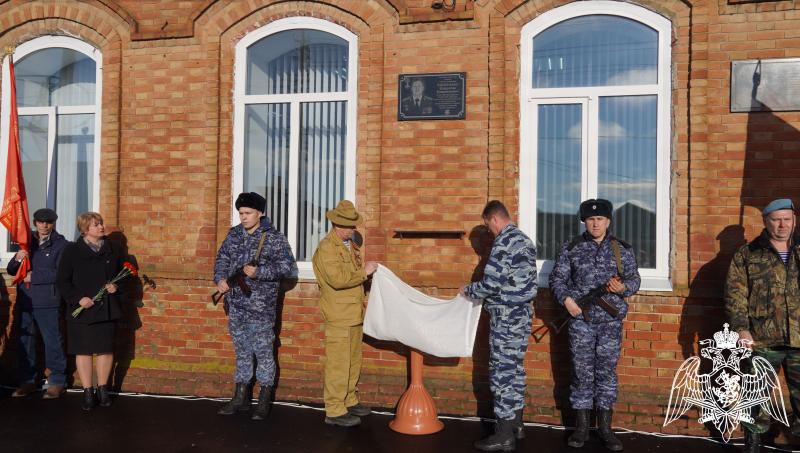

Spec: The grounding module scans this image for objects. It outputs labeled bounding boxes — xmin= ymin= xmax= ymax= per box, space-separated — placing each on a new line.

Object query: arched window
xmin=0 ymin=36 xmax=102 ymax=257
xmin=519 ymin=2 xmax=671 ymax=289
xmin=233 ymin=17 xmax=357 ymax=278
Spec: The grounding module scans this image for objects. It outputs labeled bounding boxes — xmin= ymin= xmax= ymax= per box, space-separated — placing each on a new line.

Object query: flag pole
xmin=0 ymin=47 xmax=31 ymax=285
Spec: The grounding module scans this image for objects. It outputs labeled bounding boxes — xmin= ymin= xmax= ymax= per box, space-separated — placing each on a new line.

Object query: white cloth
xmin=364 ymin=265 xmax=482 ymax=358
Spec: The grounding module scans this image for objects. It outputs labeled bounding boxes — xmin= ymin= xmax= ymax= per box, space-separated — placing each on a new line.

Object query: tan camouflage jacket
xmin=312 ymin=229 xmax=367 ymax=328
xmin=724 ymin=230 xmax=800 ymax=348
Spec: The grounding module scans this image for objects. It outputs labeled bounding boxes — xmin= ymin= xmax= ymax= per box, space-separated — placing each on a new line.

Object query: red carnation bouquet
xmin=72 ymin=262 xmax=138 ymax=318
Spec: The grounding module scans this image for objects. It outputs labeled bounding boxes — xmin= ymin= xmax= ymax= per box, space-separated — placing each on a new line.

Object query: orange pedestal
xmin=389 ymin=349 xmax=445 ymax=435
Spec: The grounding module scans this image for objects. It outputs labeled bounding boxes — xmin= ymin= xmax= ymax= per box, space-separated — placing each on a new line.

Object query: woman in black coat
xmin=57 ymin=212 xmax=123 ymax=411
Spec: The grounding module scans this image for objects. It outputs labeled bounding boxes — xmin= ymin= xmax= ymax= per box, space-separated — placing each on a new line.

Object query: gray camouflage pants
xmin=568 ymin=318 xmax=622 ymax=410
xmin=487 ymin=303 xmax=534 ymax=420
xmin=229 ymin=316 xmax=276 ymax=386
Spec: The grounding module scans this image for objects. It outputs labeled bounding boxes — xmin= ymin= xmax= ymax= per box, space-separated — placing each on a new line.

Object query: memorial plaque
xmin=398 ymin=72 xmax=466 ymax=121
xmin=731 ymin=58 xmax=800 ymax=112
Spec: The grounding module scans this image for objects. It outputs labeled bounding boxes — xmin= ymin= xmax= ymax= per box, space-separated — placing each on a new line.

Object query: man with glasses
xmin=7 ymin=208 xmax=69 ymax=399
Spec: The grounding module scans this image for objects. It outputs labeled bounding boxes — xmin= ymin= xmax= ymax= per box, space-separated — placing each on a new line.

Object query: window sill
xmin=537 ymin=272 xmax=673 ymax=293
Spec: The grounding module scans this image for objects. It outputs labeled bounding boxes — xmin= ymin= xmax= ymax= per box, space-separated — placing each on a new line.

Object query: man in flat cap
xmin=214 ymin=192 xmax=298 ymax=420
xmin=549 ymin=199 xmax=640 ymax=451
xmin=7 ymin=208 xmax=69 ymax=399
xmin=312 ymin=200 xmax=378 ymax=427
xmin=726 ymin=198 xmax=800 ymax=452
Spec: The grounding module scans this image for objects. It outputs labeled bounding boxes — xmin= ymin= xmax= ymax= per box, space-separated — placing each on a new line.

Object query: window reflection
xmin=533 ymin=15 xmax=657 ymax=88
xmin=16 ymin=48 xmax=96 ymax=107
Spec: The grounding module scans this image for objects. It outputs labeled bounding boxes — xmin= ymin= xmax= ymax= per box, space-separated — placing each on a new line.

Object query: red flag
xmin=0 ymin=53 xmax=30 ymax=285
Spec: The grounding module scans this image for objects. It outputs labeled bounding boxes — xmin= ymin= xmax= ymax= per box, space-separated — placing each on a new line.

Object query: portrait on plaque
xmin=398 ymin=73 xmax=466 ymax=121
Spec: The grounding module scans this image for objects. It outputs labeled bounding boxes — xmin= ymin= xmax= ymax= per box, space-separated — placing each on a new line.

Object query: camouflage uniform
xmin=214 ymin=217 xmax=297 ymax=385
xmin=725 ymin=230 xmax=800 ymax=433
xmin=465 ymin=224 xmax=537 ymax=421
xmin=549 ymin=232 xmax=640 ymax=410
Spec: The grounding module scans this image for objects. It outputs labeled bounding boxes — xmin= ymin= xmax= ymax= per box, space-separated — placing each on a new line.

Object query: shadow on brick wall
xmin=107 ymin=231 xmax=145 ymax=393
xmin=532 ymin=289 xmax=572 ymax=426
xmin=683 ymin=225 xmax=745 ymax=360
xmin=272 ymin=277 xmax=298 ymax=395
xmin=740 ymin=64 xmax=800 ymax=220
xmin=468 ymin=224 xmax=493 ymax=417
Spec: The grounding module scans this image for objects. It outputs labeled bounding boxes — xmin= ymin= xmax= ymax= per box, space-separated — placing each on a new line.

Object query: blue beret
xmin=762 ymin=198 xmax=794 ymax=216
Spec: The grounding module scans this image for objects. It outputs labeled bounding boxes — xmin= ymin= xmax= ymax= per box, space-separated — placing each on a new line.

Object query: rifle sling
xmin=611 ymin=238 xmax=623 ymax=276
xmin=253 ymin=230 xmax=267 ymax=264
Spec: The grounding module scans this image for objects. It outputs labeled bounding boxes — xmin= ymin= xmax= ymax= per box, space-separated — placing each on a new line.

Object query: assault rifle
xmin=212 ymin=260 xmax=255 ymax=306
xmin=549 ymin=280 xmax=621 ymax=335
xmin=211 ymin=229 xmax=268 ymax=306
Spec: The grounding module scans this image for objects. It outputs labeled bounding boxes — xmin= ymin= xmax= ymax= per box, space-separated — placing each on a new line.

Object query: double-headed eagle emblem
xmin=664 ymin=323 xmax=789 ymax=441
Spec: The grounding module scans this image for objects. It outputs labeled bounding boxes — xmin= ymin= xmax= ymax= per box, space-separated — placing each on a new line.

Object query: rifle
xmin=549 ymin=280 xmax=621 ymax=335
xmin=211 ymin=230 xmax=268 ymax=306
xmin=549 ymin=237 xmax=627 ymax=335
xmin=212 ymin=263 xmax=253 ymax=305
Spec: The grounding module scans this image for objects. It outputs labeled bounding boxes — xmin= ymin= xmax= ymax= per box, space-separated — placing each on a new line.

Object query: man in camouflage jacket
xmin=214 ymin=192 xmax=298 ymax=420
xmin=725 ymin=198 xmax=800 ymax=452
xmin=549 ymin=199 xmax=640 ymax=452
xmin=461 ymin=200 xmax=537 ymax=452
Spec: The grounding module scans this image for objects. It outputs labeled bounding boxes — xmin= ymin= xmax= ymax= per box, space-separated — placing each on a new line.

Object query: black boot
xmin=251 ymin=386 xmax=271 ymax=421
xmin=743 ymin=431 xmax=761 ymax=453
xmin=597 ymin=410 xmax=623 ymax=451
xmin=513 ymin=409 xmax=525 ymax=440
xmin=474 ymin=419 xmax=516 ymax=451
xmin=97 ymin=385 xmax=112 ymax=407
xmin=217 ymin=383 xmax=250 ymax=415
xmin=568 ymin=409 xmax=590 ymax=448
xmin=81 ymin=387 xmax=96 ymax=411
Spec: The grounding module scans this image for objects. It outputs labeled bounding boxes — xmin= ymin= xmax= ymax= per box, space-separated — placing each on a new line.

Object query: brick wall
xmin=0 ymin=0 xmax=798 ymax=437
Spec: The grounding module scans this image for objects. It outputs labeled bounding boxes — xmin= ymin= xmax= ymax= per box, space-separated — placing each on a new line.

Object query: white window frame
xmin=0 ymin=36 xmax=102 ymax=266
xmin=232 ymin=17 xmax=358 ymax=280
xmin=519 ymin=1 xmax=672 ymax=291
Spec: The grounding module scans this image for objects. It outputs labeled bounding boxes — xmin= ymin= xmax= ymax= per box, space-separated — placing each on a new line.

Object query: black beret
xmin=235 ymin=192 xmax=266 ymax=212
xmin=579 ymin=199 xmax=613 ymax=221
xmin=33 ymin=208 xmax=58 ymax=223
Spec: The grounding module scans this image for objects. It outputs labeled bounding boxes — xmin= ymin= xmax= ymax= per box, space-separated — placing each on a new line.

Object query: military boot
xmin=568 ymin=409 xmax=590 ymax=448
xmin=217 ymin=383 xmax=250 ymax=415
xmin=513 ymin=409 xmax=525 ymax=440
xmin=597 ymin=410 xmax=623 ymax=451
xmin=791 ymin=417 xmax=800 ymax=437
xmin=251 ymin=386 xmax=272 ymax=421
xmin=743 ymin=431 xmax=761 ymax=453
xmin=474 ymin=419 xmax=516 ymax=451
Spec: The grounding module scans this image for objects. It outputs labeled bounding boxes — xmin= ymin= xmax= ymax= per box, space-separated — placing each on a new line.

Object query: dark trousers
xmin=743 ymin=346 xmax=800 ymax=433
xmin=17 ymin=307 xmax=67 ymax=386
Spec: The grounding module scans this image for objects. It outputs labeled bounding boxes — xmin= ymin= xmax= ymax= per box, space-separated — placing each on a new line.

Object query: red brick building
xmin=1 ymin=0 xmax=799 ymax=435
